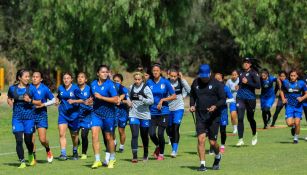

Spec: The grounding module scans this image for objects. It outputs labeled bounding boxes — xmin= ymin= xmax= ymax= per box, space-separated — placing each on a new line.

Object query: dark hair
xmin=33 ymin=70 xmax=54 ymax=90
xmin=113 ymin=73 xmax=123 ymax=82
xmin=278 ymin=70 xmax=287 ymax=76
xmin=243 ymin=57 xmax=261 ymax=72
xmin=62 ymin=72 xmax=73 ymax=78
xmin=261 ymin=68 xmax=269 ymax=75
xmin=77 ymin=72 xmax=88 ymax=79
xmin=215 ymin=72 xmax=224 ymax=80
xmin=232 ymin=69 xmax=239 ymax=75
xmin=15 ymin=69 xmax=29 ymax=85
xmin=289 ymin=69 xmax=299 ymax=76
xmin=152 ymin=62 xmax=162 ymax=69
xmin=96 ymin=65 xmax=109 ymax=73
xmin=168 ymin=67 xmax=180 ymax=75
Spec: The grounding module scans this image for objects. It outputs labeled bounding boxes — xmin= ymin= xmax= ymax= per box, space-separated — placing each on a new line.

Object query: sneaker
xmin=209 ymin=148 xmax=214 ymax=155
xmin=72 ymin=152 xmax=78 ymax=160
xmin=197 ymin=164 xmax=207 ymax=171
xmin=293 ymin=140 xmax=298 ymax=144
xmin=291 ymin=127 xmax=295 ymax=136
xmin=263 ymin=125 xmax=268 ymax=129
xmin=212 ymin=155 xmax=222 ymax=170
xmin=143 ymin=156 xmax=148 ymax=162
xmin=91 ymin=161 xmax=102 ymax=169
xmin=220 ymin=146 xmax=225 ymax=154
xmin=18 ymin=162 xmax=26 ymax=169
xmin=80 ymin=154 xmax=87 ymax=160
xmin=119 ymin=148 xmax=124 ymax=153
xmin=102 ymin=160 xmax=109 ymax=167
xmin=157 ymin=155 xmax=164 ymax=161
xmin=267 ymin=119 xmax=271 ymax=125
xmin=107 ymin=159 xmax=116 ymax=169
xmin=153 ymin=147 xmax=160 ymax=158
xmin=252 ymin=133 xmax=258 ymax=146
xmin=171 ymin=151 xmax=177 ymax=158
xmin=131 ymin=158 xmax=138 ymax=163
xmin=58 ymin=154 xmax=68 ymax=161
xmin=47 ymin=151 xmax=53 ymax=163
xmin=304 ymin=136 xmax=307 ymax=141
xmin=236 ymin=139 xmax=244 ymax=147
xmin=28 ymin=154 xmax=36 ymax=166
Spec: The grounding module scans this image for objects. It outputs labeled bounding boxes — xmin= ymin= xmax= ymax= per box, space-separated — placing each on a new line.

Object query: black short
xmin=151 ymin=115 xmax=169 ymax=128
xmin=195 ymin=110 xmax=220 ymax=140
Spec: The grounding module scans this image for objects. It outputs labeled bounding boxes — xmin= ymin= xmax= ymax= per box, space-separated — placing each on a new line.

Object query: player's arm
xmin=189 ymin=80 xmax=197 ymax=112
xmin=94 ymin=85 xmax=119 ymax=104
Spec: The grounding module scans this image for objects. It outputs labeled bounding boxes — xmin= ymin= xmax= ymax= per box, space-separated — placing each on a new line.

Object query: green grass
xmin=1 ymin=102 xmax=307 ymax=175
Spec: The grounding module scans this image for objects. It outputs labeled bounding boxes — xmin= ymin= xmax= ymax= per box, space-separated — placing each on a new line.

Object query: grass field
xmin=1 ymin=102 xmax=307 ymax=175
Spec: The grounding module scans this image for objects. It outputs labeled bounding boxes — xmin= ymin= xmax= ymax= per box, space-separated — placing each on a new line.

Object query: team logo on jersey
xmin=196 ymin=86 xmax=199 ymax=89
xmin=288 ymin=88 xmax=293 ymax=93
xmin=101 ymin=86 xmax=104 ymax=90
xmin=246 ymin=73 xmax=249 ymax=76
xmin=236 ymin=103 xmax=239 ymax=107
xmin=70 ymin=92 xmax=74 ymax=97
xmin=209 ymin=85 xmax=212 ymax=89
xmin=37 ymin=90 xmax=41 ymax=95
xmin=150 ymin=86 xmax=153 ymax=89
xmin=60 ymin=92 xmax=63 ymax=96
xmin=161 ymin=84 xmax=165 ymax=89
xmin=84 ymin=92 xmax=88 ymax=96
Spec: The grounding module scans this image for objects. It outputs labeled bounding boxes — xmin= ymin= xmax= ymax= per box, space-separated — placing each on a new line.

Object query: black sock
xmin=130 ymin=124 xmax=139 ymax=150
xmin=81 ymin=128 xmax=89 ymax=154
xmin=45 ymin=146 xmax=50 ymax=152
xmin=140 ymin=127 xmax=149 ymax=158
xmin=271 ymin=105 xmax=283 ymax=126
xmin=220 ymin=125 xmax=226 ymax=145
xmin=172 ymin=124 xmax=180 ymax=144
xmin=24 ymin=133 xmax=34 ymax=154
xmin=149 ymin=125 xmax=159 ymax=146
xmin=157 ymin=126 xmax=166 ymax=154
xmin=14 ymin=132 xmax=24 ymax=161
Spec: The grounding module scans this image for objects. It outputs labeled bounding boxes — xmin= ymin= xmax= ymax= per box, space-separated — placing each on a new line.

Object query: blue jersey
xmin=8 ymin=84 xmax=41 ymax=120
xmin=282 ymin=79 xmax=307 ymax=107
xmin=33 ymin=83 xmax=54 ymax=121
xmin=261 ymin=75 xmax=277 ymax=98
xmin=91 ymin=79 xmax=118 ymax=118
xmin=303 ymin=75 xmax=307 ymax=107
xmin=146 ymin=77 xmax=175 ymax=116
xmin=114 ymin=82 xmax=129 ymax=110
xmin=222 ymin=85 xmax=235 ymax=110
xmin=78 ymin=85 xmax=93 ymax=118
xmin=57 ymin=84 xmax=82 ymax=119
xmin=237 ymin=69 xmax=261 ymax=100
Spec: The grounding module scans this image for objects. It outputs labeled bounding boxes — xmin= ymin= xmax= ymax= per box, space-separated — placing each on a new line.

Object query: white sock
xmin=215 ymin=153 xmax=221 ymax=159
xmin=159 ymin=154 xmax=164 ymax=157
xmin=233 ymin=125 xmax=237 ymax=130
xmin=105 ymin=152 xmax=110 ymax=162
xmin=119 ymin=144 xmax=124 ymax=149
xmin=294 ymin=134 xmax=299 ymax=140
xmin=200 ymin=161 xmax=205 ymax=166
xmin=114 ymin=140 xmax=117 ymax=146
xmin=95 ymin=154 xmax=100 ymax=161
xmin=221 ymin=145 xmax=225 ymax=148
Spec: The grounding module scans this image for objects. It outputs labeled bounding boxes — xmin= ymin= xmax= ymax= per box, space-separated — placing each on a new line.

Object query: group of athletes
xmin=6 ymin=57 xmax=307 ymax=171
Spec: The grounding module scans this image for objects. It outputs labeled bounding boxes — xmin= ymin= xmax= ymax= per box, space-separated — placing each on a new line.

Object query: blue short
xmin=117 ymin=117 xmax=128 ymax=128
xmin=260 ymin=96 xmax=275 ymax=109
xmin=12 ymin=118 xmax=35 ymax=134
xmin=220 ymin=108 xmax=228 ymax=126
xmin=285 ymin=105 xmax=303 ymax=119
xmin=79 ymin=115 xmax=92 ymax=129
xmin=229 ymin=103 xmax=236 ymax=113
xmin=35 ymin=118 xmax=48 ymax=129
xmin=102 ymin=117 xmax=115 ymax=133
xmin=168 ymin=109 xmax=184 ymax=126
xmin=129 ymin=117 xmax=150 ymax=127
xmin=58 ymin=115 xmax=79 ymax=132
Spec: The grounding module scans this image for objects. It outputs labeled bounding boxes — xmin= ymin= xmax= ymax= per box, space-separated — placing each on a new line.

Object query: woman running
xmin=226 ymin=70 xmax=239 ymax=133
xmin=56 ymin=72 xmax=82 ymax=160
xmin=7 ymin=69 xmax=42 ymax=168
xmin=271 ymin=71 xmax=287 ymax=127
xmin=167 ymin=68 xmax=190 ymax=157
xmin=147 ymin=63 xmax=176 ymax=160
xmin=32 ymin=71 xmax=55 ymax=163
xmin=279 ymin=70 xmax=307 ymax=143
xmin=91 ymin=65 xmax=119 ymax=169
xmin=236 ymin=58 xmax=261 ymax=146
xmin=259 ymin=69 xmax=277 ymax=129
xmin=77 ymin=72 xmax=93 ymax=160
xmin=129 ymin=72 xmax=154 ymax=162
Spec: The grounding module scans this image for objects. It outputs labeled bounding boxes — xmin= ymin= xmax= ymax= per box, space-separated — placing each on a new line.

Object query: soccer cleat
xmin=18 ymin=162 xmax=26 ymax=169
xmin=197 ymin=164 xmax=207 ymax=171
xmin=208 ymin=148 xmax=214 ymax=155
xmin=236 ymin=139 xmax=244 ymax=147
xmin=91 ymin=161 xmax=102 ymax=169
xmin=72 ymin=152 xmax=78 ymax=160
xmin=252 ymin=133 xmax=258 ymax=146
xmin=80 ymin=154 xmax=87 ymax=160
xmin=119 ymin=148 xmax=124 ymax=153
xmin=212 ymin=155 xmax=222 ymax=170
xmin=47 ymin=151 xmax=53 ymax=163
xmin=143 ymin=156 xmax=148 ymax=162
xmin=233 ymin=129 xmax=238 ymax=134
xmin=157 ymin=155 xmax=164 ymax=161
xmin=58 ymin=154 xmax=68 ymax=161
xmin=102 ymin=160 xmax=109 ymax=167
xmin=131 ymin=158 xmax=138 ymax=163
xmin=171 ymin=151 xmax=177 ymax=158
xmin=107 ymin=159 xmax=116 ymax=169
xmin=291 ymin=127 xmax=295 ymax=136
xmin=220 ymin=146 xmax=225 ymax=154
xmin=28 ymin=154 xmax=36 ymax=166
xmin=293 ymin=140 xmax=298 ymax=144
xmin=263 ymin=125 xmax=268 ymax=129
xmin=153 ymin=147 xmax=160 ymax=158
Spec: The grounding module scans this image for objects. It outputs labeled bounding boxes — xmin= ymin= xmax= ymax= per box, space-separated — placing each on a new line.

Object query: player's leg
xmin=80 ymin=127 xmax=90 ymax=159
xmin=130 ymin=118 xmax=140 ymax=162
xmin=156 ymin=115 xmax=168 ymax=160
xmin=236 ymin=99 xmax=246 ymax=146
xmin=24 ymin=119 xmax=35 ymax=166
xmin=246 ymin=99 xmax=257 ymax=145
xmin=171 ymin=109 xmax=184 ymax=157
xmin=271 ymin=103 xmax=284 ymax=127
xmin=140 ymin=119 xmax=150 ymax=161
xmin=149 ymin=117 xmax=159 ymax=158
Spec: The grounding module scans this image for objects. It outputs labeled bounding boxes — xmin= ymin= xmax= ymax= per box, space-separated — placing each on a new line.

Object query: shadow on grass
xmin=2 ymin=162 xmax=20 ymax=167
xmin=36 ymin=160 xmax=48 ymax=163
xmin=278 ymin=141 xmax=294 ymax=144
xmin=228 ymin=145 xmax=249 ymax=148
xmin=183 ymin=151 xmax=198 ymax=155
xmin=180 ymin=165 xmax=213 ymax=170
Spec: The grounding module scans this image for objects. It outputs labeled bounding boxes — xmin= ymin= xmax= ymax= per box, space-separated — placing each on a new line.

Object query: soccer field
xmin=1 ymin=104 xmax=307 ymax=175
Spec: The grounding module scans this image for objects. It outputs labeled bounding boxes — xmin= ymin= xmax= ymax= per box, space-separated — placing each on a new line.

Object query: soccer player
xmin=190 ymin=64 xmax=226 ymax=171
xmin=7 ymin=69 xmax=42 ymax=168
xmin=279 ymin=70 xmax=307 ymax=143
xmin=91 ymin=65 xmax=119 ymax=169
xmin=77 ymin=72 xmax=93 ymax=160
xmin=236 ymin=58 xmax=261 ymax=146
xmin=147 ymin=63 xmax=176 ymax=160
xmin=271 ymin=71 xmax=287 ymax=127
xmin=226 ymin=70 xmax=239 ymax=134
xmin=259 ymin=69 xmax=277 ymax=129
xmin=129 ymin=72 xmax=154 ymax=163
xmin=32 ymin=71 xmax=55 ymax=163
xmin=167 ymin=68 xmax=190 ymax=157
xmin=302 ymin=72 xmax=307 ymax=122
xmin=56 ymin=72 xmax=82 ymax=160
xmin=215 ymin=73 xmax=236 ymax=154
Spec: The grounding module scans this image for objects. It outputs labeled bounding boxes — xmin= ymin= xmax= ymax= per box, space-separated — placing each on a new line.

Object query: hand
xmin=282 ymin=98 xmax=287 ymax=104
xmin=55 ymin=98 xmax=60 ymax=106
xmin=157 ymin=100 xmax=164 ymax=110
xmin=124 ymin=100 xmax=132 ymax=108
xmin=36 ymin=103 xmax=45 ymax=108
xmin=235 ymin=85 xmax=239 ymax=90
xmin=23 ymin=94 xmax=31 ymax=103
xmin=242 ymin=77 xmax=248 ymax=84
xmin=297 ymin=97 xmax=304 ymax=103
xmin=189 ymin=106 xmax=195 ymax=112
xmin=94 ymin=93 xmax=103 ymax=100
xmin=84 ymin=97 xmax=93 ymax=106
xmin=67 ymin=99 xmax=74 ymax=104
xmin=116 ymin=98 xmax=121 ymax=106
xmin=207 ymin=105 xmax=217 ymax=112
xmin=138 ymin=95 xmax=144 ymax=101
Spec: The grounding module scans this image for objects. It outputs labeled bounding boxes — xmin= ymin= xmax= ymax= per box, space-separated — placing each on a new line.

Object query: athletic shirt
xmin=91 ymin=79 xmax=117 ymax=118
xmin=226 ymin=78 xmax=239 ymax=100
xmin=57 ymin=84 xmax=81 ymax=120
xmin=169 ymin=78 xmax=191 ymax=111
xmin=114 ymin=82 xmax=129 ymax=118
xmin=260 ymin=75 xmax=277 ymax=98
xmin=237 ymin=69 xmax=261 ymax=100
xmin=8 ymin=84 xmax=41 ymax=120
xmin=146 ymin=77 xmax=175 ymax=116
xmin=33 ymin=83 xmax=54 ymax=121
xmin=303 ymin=75 xmax=307 ymax=107
xmin=78 ymin=85 xmax=93 ymax=118
xmin=129 ymin=83 xmax=154 ymax=120
xmin=222 ymin=85 xmax=235 ymax=110
xmin=281 ymin=79 xmax=307 ymax=107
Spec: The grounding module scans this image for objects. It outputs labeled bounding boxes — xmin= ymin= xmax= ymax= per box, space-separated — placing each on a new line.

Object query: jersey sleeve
xmin=30 ymin=86 xmax=41 ymax=100
xmin=45 ymin=87 xmax=55 ymax=100
xmin=224 ymin=86 xmax=233 ymax=99
xmin=215 ymin=82 xmax=226 ymax=108
xmin=189 ymin=79 xmax=197 ymax=106
xmin=74 ymin=87 xmax=83 ymax=99
xmin=108 ymin=83 xmax=118 ymax=97
xmin=166 ymin=80 xmax=175 ymax=95
xmin=7 ymin=86 xmax=14 ymax=98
